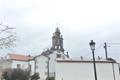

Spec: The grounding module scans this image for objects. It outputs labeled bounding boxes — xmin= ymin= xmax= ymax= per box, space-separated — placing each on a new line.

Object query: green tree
xmin=2 ymin=68 xmax=30 ymax=80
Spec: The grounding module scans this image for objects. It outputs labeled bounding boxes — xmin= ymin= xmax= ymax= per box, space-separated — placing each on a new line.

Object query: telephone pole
xmin=104 ymin=42 xmax=108 ymax=59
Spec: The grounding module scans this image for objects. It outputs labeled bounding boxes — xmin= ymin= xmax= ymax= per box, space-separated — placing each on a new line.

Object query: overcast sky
xmin=0 ymin=0 xmax=120 ymax=61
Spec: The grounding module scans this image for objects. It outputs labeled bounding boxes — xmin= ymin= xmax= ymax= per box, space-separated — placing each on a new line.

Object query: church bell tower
xmin=51 ymin=27 xmax=64 ymax=52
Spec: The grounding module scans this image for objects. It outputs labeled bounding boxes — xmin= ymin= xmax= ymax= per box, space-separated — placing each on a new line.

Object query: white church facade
xmin=30 ymin=28 xmax=120 ymax=80
xmin=30 ymin=28 xmax=69 ymax=80
xmin=1 ymin=28 xmax=120 ymax=80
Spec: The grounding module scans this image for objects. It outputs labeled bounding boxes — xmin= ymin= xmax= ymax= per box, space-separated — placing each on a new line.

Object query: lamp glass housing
xmin=89 ymin=40 xmax=95 ymax=51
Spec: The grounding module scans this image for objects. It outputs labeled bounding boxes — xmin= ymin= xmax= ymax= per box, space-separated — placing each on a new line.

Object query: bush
xmin=46 ymin=77 xmax=55 ymax=80
xmin=2 ymin=68 xmax=30 ymax=80
xmin=31 ymin=73 xmax=40 ymax=80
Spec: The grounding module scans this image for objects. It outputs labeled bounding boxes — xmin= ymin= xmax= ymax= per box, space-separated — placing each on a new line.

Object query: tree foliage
xmin=31 ymin=73 xmax=40 ymax=80
xmin=2 ymin=68 xmax=30 ymax=80
xmin=46 ymin=77 xmax=55 ymax=80
xmin=2 ymin=68 xmax=41 ymax=80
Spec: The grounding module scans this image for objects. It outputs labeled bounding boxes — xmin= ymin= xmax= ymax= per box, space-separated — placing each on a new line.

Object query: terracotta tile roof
xmin=8 ymin=53 xmax=32 ymax=61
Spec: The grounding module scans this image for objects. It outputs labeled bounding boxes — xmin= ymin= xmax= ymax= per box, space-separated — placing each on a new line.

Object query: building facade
xmin=33 ymin=28 xmax=120 ymax=80
xmin=6 ymin=53 xmax=32 ymax=69
xmin=32 ymin=28 xmax=69 ymax=80
xmin=1 ymin=28 xmax=120 ymax=80
xmin=55 ymin=59 xmax=120 ymax=80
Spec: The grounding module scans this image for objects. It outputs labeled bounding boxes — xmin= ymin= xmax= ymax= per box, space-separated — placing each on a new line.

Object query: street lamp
xmin=89 ymin=40 xmax=97 ymax=80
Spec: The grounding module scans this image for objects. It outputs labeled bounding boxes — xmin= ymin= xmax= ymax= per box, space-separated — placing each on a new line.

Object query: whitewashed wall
xmin=29 ymin=60 xmax=35 ymax=75
xmin=35 ymin=55 xmax=48 ymax=80
xmin=49 ymin=51 xmax=68 ymax=75
xmin=49 ymin=51 xmax=56 ymax=74
xmin=34 ymin=50 xmax=68 ymax=80
xmin=55 ymin=60 xmax=120 ymax=80
xmin=11 ymin=60 xmax=29 ymax=69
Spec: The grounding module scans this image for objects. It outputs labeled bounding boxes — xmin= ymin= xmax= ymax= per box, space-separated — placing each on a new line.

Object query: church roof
xmin=34 ymin=49 xmax=53 ymax=59
xmin=7 ymin=53 xmax=32 ymax=61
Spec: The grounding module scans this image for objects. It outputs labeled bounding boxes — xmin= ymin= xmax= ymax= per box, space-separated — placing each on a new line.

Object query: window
xmin=17 ymin=64 xmax=20 ymax=68
xmin=56 ymin=54 xmax=61 ymax=58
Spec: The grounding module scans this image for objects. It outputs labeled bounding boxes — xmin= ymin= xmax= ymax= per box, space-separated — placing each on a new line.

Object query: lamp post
xmin=89 ymin=40 xmax=97 ymax=80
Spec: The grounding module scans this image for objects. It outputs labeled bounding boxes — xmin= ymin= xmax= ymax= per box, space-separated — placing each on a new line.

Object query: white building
xmin=32 ymin=28 xmax=69 ymax=80
xmin=2 ymin=28 xmax=120 ymax=80
xmin=0 ymin=53 xmax=32 ymax=79
xmin=55 ymin=58 xmax=120 ymax=80
xmin=31 ymin=28 xmax=120 ymax=80
xmin=6 ymin=53 xmax=32 ymax=69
